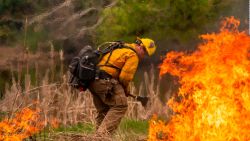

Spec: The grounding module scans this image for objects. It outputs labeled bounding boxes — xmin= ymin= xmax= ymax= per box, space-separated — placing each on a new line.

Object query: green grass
xmin=114 ymin=118 xmax=149 ymax=141
xmin=51 ymin=118 xmax=148 ymax=134
xmin=53 ymin=122 xmax=94 ymax=134
xmin=119 ymin=118 xmax=149 ymax=134
xmin=35 ymin=119 xmax=149 ymax=140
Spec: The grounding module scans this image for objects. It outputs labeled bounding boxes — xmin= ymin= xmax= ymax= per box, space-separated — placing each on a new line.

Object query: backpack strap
xmin=98 ymin=42 xmax=139 ymax=73
xmin=122 ymin=45 xmax=138 ymax=56
xmin=98 ymin=42 xmax=122 ymax=71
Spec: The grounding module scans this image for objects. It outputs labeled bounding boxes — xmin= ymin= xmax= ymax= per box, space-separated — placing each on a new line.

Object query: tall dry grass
xmin=0 ymin=48 xmax=172 ymax=140
xmin=0 ymin=71 xmax=170 ymax=124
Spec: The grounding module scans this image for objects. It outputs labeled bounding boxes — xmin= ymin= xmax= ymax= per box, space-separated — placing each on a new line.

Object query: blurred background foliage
xmin=95 ymin=0 xmax=233 ymax=44
xmin=0 ymin=0 xmax=32 ymax=44
xmin=0 ymin=0 xmax=240 ymax=50
xmin=0 ymin=0 xmax=66 ymax=45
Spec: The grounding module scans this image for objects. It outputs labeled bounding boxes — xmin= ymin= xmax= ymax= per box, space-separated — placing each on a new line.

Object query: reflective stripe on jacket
xmin=98 ymin=43 xmax=139 ymax=89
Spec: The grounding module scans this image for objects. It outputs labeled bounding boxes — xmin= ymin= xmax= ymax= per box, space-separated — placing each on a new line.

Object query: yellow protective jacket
xmin=98 ymin=43 xmax=139 ymax=90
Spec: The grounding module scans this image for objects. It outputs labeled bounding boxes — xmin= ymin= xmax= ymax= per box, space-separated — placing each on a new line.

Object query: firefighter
xmin=88 ymin=37 xmax=156 ymax=135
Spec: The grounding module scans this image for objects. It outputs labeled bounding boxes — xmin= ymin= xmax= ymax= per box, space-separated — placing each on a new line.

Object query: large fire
xmin=0 ymin=108 xmax=44 ymax=141
xmin=149 ymin=17 xmax=250 ymax=141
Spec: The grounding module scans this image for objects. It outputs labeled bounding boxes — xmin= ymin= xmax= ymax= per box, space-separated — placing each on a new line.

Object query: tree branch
xmin=75 ymin=0 xmax=118 ymax=37
xmin=60 ymin=7 xmax=98 ymax=30
xmin=76 ymin=17 xmax=104 ymax=37
xmin=105 ymin=0 xmax=118 ymax=8
xmin=28 ymin=0 xmax=73 ymax=26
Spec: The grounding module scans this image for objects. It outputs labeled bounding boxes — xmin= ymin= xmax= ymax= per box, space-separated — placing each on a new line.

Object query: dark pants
xmin=88 ymin=78 xmax=128 ymax=134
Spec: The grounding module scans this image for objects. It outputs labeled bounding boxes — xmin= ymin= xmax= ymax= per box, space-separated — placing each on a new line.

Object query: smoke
xmin=216 ymin=0 xmax=249 ymax=31
xmin=25 ymin=0 xmax=117 ymax=62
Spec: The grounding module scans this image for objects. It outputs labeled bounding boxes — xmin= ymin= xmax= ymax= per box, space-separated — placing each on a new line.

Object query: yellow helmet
xmin=136 ymin=37 xmax=156 ymax=56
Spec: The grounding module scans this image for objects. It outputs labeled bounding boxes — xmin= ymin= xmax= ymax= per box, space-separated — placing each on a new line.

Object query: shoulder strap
xmin=97 ymin=42 xmax=123 ymax=71
xmin=98 ymin=41 xmax=123 ymax=54
xmin=103 ymin=41 xmax=123 ymax=65
xmin=121 ymin=45 xmax=138 ymax=57
xmin=98 ymin=41 xmax=139 ymax=71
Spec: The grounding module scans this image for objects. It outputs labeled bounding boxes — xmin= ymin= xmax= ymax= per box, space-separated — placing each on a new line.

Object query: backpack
xmin=68 ymin=41 xmax=132 ymax=89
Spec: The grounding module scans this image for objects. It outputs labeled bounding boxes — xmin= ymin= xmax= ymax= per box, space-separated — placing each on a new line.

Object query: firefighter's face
xmin=136 ymin=44 xmax=146 ymax=59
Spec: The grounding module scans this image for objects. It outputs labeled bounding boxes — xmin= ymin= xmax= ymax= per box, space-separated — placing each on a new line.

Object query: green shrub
xmin=96 ymin=0 xmax=233 ymax=44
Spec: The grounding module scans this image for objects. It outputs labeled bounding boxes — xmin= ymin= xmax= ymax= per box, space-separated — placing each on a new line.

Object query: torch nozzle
xmin=127 ymin=93 xmax=149 ymax=107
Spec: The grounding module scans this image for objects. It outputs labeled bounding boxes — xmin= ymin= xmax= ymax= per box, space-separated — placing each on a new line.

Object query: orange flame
xmin=49 ymin=118 xmax=59 ymax=128
xmin=149 ymin=17 xmax=250 ymax=141
xmin=0 ymin=108 xmax=44 ymax=141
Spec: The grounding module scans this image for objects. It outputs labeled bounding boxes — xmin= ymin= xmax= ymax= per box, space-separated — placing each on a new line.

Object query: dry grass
xmin=0 ymin=71 xmax=169 ymax=124
xmin=0 ymin=49 xmax=172 ymax=140
xmin=52 ymin=133 xmax=113 ymax=141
